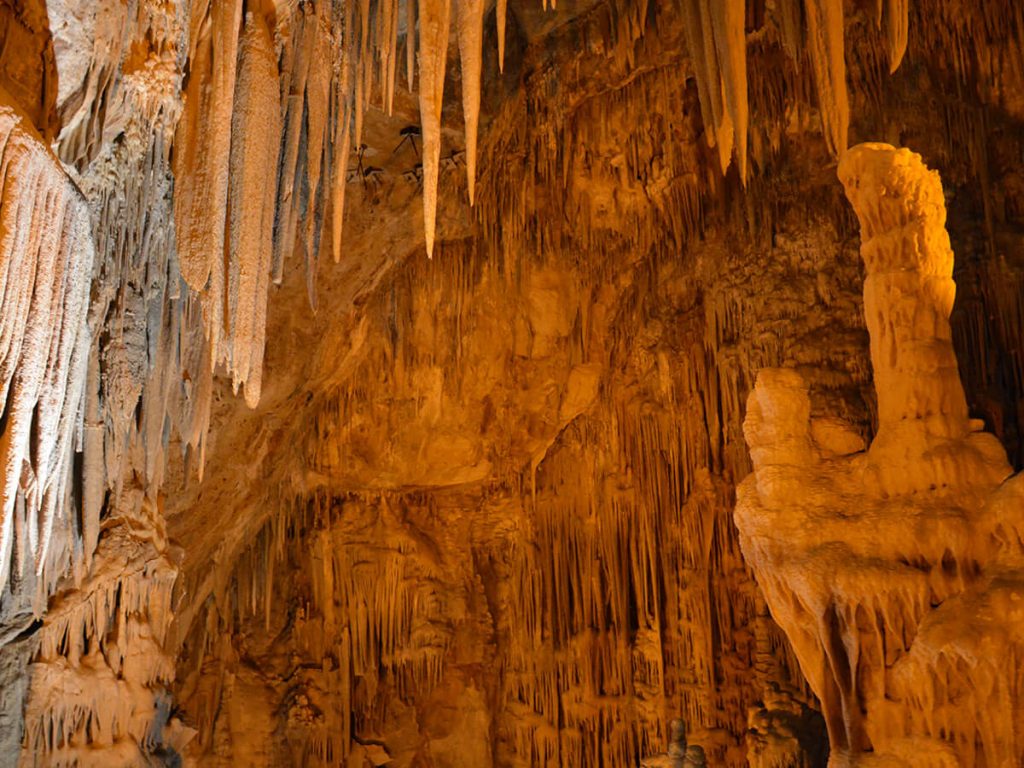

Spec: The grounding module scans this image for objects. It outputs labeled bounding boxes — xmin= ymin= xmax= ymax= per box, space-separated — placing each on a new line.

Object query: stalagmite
xmin=418 ymin=0 xmax=453 ymax=257
xmin=457 ymin=0 xmax=485 ymax=204
xmin=736 ymin=144 xmax=1023 ymax=765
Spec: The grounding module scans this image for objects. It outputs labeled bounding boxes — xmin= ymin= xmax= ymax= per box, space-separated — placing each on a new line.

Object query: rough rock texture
xmin=0 ymin=0 xmax=1021 ymax=766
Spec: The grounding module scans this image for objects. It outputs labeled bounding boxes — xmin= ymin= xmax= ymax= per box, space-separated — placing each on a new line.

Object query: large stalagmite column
xmin=735 ymin=144 xmax=1024 ymax=767
xmin=839 ymin=144 xmax=968 ymax=439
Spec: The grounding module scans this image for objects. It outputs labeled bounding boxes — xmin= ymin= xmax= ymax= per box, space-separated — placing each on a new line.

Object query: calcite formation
xmin=0 ymin=92 xmax=93 ymax=608
xmin=0 ymin=0 xmax=1021 ymax=766
xmin=736 ymin=143 xmax=1024 ymax=765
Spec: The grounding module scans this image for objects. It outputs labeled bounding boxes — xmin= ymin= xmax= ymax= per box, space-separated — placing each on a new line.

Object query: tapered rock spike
xmin=173 ymin=0 xmax=243 ymax=293
xmin=885 ymin=0 xmax=909 ymax=73
xmin=418 ymin=0 xmax=452 ymax=257
xmin=227 ymin=11 xmax=281 ymax=407
xmin=710 ymin=0 xmax=748 ymax=181
xmin=804 ymin=0 xmax=849 ymax=158
xmin=457 ymin=0 xmax=484 ymax=204
xmin=497 ymin=0 xmax=508 ymax=73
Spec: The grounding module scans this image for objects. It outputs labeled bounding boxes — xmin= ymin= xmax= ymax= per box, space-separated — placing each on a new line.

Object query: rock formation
xmin=736 ymin=143 xmax=1024 ymax=766
xmin=0 ymin=0 xmax=1020 ymax=766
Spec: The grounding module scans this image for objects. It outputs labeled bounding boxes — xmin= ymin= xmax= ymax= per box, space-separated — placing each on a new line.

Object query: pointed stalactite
xmin=497 ymin=0 xmax=508 ymax=73
xmin=227 ymin=11 xmax=282 ymax=408
xmin=332 ymin=0 xmax=357 ymax=263
xmin=804 ymin=0 xmax=849 ymax=158
xmin=457 ymin=0 xmax=485 ymax=204
xmin=273 ymin=6 xmax=315 ymax=286
xmin=303 ymin=8 xmax=333 ymax=306
xmin=777 ymin=0 xmax=803 ymax=67
xmin=173 ymin=0 xmax=244 ymax=293
xmin=418 ymin=0 xmax=453 ymax=257
xmin=710 ymin=0 xmax=749 ymax=181
xmin=884 ymin=0 xmax=909 ymax=74
xmin=406 ymin=0 xmax=417 ymax=88
xmin=355 ymin=0 xmax=371 ymax=149
xmin=81 ymin=347 xmax=103 ymax=569
xmin=384 ymin=0 xmax=400 ymax=114
xmin=680 ymin=0 xmax=734 ymax=174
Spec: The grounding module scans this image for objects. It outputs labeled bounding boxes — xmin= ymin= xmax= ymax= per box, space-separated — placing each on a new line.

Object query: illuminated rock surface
xmin=736 ymin=143 xmax=1023 ymax=766
xmin=0 ymin=0 xmax=1020 ymax=766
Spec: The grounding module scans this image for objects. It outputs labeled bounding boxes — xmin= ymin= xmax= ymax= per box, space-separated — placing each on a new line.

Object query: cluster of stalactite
xmin=21 ymin=500 xmax=182 ymax=767
xmin=0 ymin=96 xmax=94 ymax=632
xmin=0 ymin=1 xmax=208 ymax=760
xmin=160 ymin=1 xmax=1024 ymax=763
xmin=171 ymin=141 xmax=879 ymax=762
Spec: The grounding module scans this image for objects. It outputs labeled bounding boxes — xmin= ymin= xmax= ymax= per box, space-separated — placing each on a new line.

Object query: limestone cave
xmin=0 ymin=0 xmax=1022 ymax=765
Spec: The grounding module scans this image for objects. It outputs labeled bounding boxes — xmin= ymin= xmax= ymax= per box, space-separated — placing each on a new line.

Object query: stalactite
xmin=884 ymin=0 xmax=909 ymax=73
xmin=406 ymin=0 xmax=417 ymax=88
xmin=0 ymin=98 xmax=94 ymax=599
xmin=21 ymin=513 xmax=180 ymax=765
xmin=680 ymin=0 xmax=734 ymax=173
xmin=804 ymin=0 xmax=849 ymax=157
xmin=418 ymin=0 xmax=453 ymax=257
xmin=457 ymin=0 xmax=485 ymax=205
xmin=383 ymin=0 xmax=400 ymax=114
xmin=332 ymin=0 xmax=357 ymax=263
xmin=226 ymin=11 xmax=282 ymax=408
xmin=274 ymin=5 xmax=316 ymax=286
xmin=776 ymin=0 xmax=803 ymax=66
xmin=497 ymin=0 xmax=508 ymax=73
xmin=9 ymin=0 xmax=1024 ymax=765
xmin=355 ymin=0 xmax=370 ymax=149
xmin=173 ymin=0 xmax=243 ymax=293
xmin=710 ymin=0 xmax=748 ymax=181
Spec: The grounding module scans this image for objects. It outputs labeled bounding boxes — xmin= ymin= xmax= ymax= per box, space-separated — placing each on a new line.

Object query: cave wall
xmin=0 ymin=0 xmax=1020 ymax=766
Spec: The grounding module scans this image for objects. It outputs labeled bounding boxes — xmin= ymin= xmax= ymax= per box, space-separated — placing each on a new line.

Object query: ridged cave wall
xmin=0 ymin=0 xmax=1022 ymax=766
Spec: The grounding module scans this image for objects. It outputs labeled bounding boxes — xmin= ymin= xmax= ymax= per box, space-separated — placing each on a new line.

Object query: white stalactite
xmin=173 ymin=0 xmax=243 ymax=293
xmin=0 ymin=99 xmax=94 ymax=598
